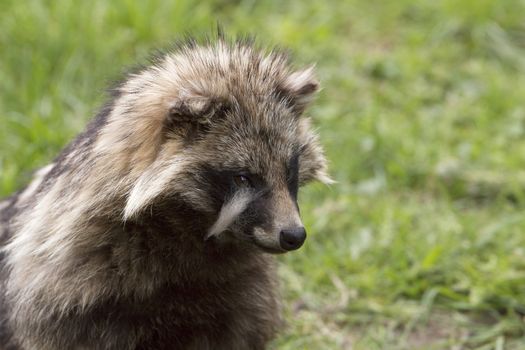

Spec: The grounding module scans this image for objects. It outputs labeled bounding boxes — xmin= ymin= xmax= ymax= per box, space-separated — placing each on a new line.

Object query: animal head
xmin=111 ymin=39 xmax=331 ymax=253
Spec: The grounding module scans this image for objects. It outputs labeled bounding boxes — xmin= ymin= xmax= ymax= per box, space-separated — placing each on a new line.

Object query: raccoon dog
xmin=0 ymin=37 xmax=331 ymax=349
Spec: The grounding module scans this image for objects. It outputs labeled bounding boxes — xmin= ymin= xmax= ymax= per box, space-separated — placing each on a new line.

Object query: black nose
xmin=279 ymin=227 xmax=307 ymax=251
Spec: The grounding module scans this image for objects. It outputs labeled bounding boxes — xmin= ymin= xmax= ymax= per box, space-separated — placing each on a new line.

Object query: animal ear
xmin=166 ymin=96 xmax=228 ymax=129
xmin=163 ymin=95 xmax=229 ymax=140
xmin=279 ymin=66 xmax=320 ymax=114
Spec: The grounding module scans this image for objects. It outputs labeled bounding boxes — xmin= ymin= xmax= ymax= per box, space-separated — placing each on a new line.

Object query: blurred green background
xmin=1 ymin=0 xmax=525 ymax=349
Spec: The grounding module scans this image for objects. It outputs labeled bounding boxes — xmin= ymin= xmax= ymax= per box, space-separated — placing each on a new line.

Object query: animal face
xmin=119 ymin=41 xmax=331 ymax=253
xmin=172 ymin=99 xmax=327 ymax=253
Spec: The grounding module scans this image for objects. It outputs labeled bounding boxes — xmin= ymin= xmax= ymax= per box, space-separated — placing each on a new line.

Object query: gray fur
xmin=0 ymin=38 xmax=330 ymax=349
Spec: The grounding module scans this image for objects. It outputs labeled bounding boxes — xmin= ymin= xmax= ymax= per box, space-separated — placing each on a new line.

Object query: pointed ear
xmin=278 ymin=66 xmax=320 ymax=114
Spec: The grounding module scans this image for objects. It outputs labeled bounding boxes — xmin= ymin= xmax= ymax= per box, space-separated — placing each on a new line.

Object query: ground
xmin=1 ymin=0 xmax=525 ymax=349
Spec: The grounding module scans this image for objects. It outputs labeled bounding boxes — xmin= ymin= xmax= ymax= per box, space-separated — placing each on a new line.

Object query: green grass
xmin=2 ymin=1 xmax=525 ymax=349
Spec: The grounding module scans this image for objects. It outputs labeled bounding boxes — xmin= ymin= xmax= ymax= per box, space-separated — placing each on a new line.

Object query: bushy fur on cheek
xmin=297 ymin=118 xmax=333 ymax=185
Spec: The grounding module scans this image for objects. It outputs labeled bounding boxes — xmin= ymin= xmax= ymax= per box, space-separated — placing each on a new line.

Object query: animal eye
xmin=233 ymin=174 xmax=253 ymax=188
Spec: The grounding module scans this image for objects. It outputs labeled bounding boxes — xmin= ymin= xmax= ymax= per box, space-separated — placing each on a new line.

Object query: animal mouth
xmin=253 ymin=242 xmax=286 ymax=254
xmin=220 ymin=228 xmax=287 ymax=254
xmin=248 ymin=231 xmax=287 ymax=254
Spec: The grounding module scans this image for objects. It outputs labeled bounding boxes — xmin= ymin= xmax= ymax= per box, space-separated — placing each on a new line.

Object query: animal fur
xmin=0 ymin=37 xmax=330 ymax=349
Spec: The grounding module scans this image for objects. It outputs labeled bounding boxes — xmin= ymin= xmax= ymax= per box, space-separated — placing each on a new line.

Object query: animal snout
xmin=279 ymin=227 xmax=307 ymax=251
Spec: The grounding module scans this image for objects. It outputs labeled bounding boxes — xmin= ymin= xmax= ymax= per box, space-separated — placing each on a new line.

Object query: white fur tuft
xmin=17 ymin=163 xmax=54 ymax=203
xmin=206 ymin=190 xmax=253 ymax=239
xmin=123 ymin=158 xmax=186 ymax=220
xmin=317 ymin=171 xmax=336 ymax=185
